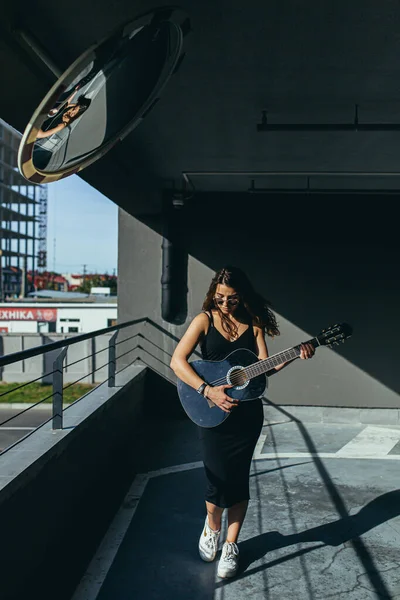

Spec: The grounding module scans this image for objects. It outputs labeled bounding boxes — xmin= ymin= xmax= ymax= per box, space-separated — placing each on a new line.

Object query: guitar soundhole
xmin=227 ymin=366 xmax=249 ymax=390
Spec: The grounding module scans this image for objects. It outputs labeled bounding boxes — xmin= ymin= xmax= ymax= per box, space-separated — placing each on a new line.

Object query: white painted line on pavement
xmin=0 ymin=427 xmax=35 ymax=431
xmin=336 ymin=425 xmax=400 ymax=457
xmin=146 ymin=460 xmax=203 ymax=478
xmin=71 ymin=461 xmax=204 ymax=600
xmin=71 ymin=473 xmax=150 ymax=600
xmin=254 ymin=433 xmax=268 ymax=459
xmin=255 ymin=452 xmax=400 ymax=460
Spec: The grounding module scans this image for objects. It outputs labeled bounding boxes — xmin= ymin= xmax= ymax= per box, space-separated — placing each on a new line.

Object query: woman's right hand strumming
xmin=205 ymin=384 xmax=238 ymax=413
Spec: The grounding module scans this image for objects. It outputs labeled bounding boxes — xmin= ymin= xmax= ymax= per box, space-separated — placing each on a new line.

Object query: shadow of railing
xmin=228 ymin=399 xmax=396 ymax=599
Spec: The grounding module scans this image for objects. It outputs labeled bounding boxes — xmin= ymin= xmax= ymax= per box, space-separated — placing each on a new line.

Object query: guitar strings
xmin=208 ymin=365 xmax=268 ymax=387
xmin=207 ymin=365 xmax=265 ymax=387
xmin=202 ymin=330 xmax=343 ymax=389
xmin=206 ymin=347 xmax=302 ymax=387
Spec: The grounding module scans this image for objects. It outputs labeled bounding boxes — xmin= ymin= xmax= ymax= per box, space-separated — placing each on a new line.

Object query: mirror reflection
xmin=18 ymin=8 xmax=189 ymax=183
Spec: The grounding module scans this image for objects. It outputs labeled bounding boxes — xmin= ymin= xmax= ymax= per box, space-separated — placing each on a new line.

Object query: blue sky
xmin=46 ymin=175 xmax=118 ymax=275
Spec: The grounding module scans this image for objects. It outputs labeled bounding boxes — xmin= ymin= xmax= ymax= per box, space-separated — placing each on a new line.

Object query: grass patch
xmin=0 ymin=382 xmax=97 ymax=404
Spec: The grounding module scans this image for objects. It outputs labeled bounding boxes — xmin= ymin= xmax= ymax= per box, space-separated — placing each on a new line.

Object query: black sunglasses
xmin=213 ymin=296 xmax=240 ymax=307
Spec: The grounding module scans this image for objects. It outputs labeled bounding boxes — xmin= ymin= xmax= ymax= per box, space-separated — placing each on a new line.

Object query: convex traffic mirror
xmin=18 ymin=7 xmax=190 ymax=183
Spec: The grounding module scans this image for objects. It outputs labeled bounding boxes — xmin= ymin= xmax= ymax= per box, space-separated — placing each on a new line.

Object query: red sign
xmin=0 ymin=308 xmax=57 ymax=322
xmin=0 ymin=327 xmax=8 ymax=333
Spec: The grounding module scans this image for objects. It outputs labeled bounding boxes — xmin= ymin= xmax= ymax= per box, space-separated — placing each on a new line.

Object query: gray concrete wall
xmin=118 ymin=194 xmax=400 ymax=408
xmin=0 ymin=365 xmax=147 ymax=600
xmin=0 ymin=333 xmax=113 ymax=384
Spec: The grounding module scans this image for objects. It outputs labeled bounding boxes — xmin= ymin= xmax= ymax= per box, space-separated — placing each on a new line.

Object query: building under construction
xmin=0 ymin=118 xmax=47 ymax=300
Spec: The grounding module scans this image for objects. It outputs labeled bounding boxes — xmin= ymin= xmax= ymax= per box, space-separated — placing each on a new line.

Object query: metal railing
xmin=0 ymin=317 xmax=195 ymax=455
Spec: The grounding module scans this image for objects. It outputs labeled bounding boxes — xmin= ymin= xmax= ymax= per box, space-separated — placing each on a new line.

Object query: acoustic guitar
xmin=177 ymin=323 xmax=352 ymax=428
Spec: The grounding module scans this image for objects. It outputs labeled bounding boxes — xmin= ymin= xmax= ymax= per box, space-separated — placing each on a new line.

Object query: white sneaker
xmin=198 ymin=517 xmax=221 ymax=562
xmin=217 ymin=542 xmax=239 ymax=578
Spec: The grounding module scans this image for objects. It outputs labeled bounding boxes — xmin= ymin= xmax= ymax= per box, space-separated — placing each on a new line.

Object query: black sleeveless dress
xmin=198 ymin=311 xmax=264 ymax=508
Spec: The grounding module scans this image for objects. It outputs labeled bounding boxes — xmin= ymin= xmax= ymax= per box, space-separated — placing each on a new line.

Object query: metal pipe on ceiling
xmin=13 ymin=29 xmax=62 ymax=79
xmin=257 ymin=123 xmax=400 ymax=131
xmin=256 ymin=106 xmax=400 ymax=132
xmin=183 ymin=171 xmax=400 ymax=177
xmin=246 ymin=188 xmax=400 ymax=195
xmin=246 ymin=178 xmax=400 ymax=194
xmin=182 ymin=171 xmax=400 ymax=195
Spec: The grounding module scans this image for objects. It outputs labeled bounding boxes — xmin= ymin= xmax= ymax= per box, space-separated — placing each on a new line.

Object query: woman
xmin=46 ymin=84 xmax=83 ymax=119
xmin=170 ymin=266 xmax=315 ymax=579
xmin=33 ymin=97 xmax=91 ymax=171
xmin=36 ymin=96 xmax=91 ymax=140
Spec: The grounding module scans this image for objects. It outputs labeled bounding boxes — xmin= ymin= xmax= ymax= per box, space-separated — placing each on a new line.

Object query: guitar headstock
xmin=317 ymin=323 xmax=353 ymax=347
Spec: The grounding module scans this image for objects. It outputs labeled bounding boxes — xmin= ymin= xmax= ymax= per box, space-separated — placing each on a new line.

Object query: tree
xmin=77 ymin=274 xmax=117 ymax=294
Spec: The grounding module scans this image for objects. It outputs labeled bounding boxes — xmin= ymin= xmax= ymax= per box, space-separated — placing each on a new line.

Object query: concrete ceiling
xmin=2 ymin=0 xmax=400 ymax=205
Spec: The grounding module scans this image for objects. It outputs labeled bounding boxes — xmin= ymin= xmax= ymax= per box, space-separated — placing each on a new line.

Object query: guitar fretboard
xmin=244 ymin=337 xmax=319 ymax=380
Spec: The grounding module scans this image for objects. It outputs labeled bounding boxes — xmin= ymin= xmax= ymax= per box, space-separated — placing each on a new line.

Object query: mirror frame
xmin=18 ymin=6 xmax=190 ymax=183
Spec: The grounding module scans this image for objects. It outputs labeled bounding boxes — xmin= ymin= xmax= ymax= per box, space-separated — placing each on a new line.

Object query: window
xmin=68 ymin=327 xmax=79 ymax=333
xmin=108 ymin=319 xmax=117 ymax=327
xmin=60 ymin=318 xmax=80 ymax=322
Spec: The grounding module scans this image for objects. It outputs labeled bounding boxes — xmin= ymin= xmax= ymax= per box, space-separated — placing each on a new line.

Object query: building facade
xmin=0 ymin=119 xmax=47 ymax=300
xmin=0 ymin=301 xmax=117 ymax=334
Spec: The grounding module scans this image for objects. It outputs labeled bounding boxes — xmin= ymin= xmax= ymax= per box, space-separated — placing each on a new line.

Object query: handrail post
xmin=52 ymin=347 xmax=68 ymax=430
xmin=108 ymin=331 xmax=119 ymax=387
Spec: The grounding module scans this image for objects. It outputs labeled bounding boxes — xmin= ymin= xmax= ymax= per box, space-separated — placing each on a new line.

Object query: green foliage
xmin=0 ymin=382 xmax=96 ymax=404
xmin=77 ymin=274 xmax=117 ymax=294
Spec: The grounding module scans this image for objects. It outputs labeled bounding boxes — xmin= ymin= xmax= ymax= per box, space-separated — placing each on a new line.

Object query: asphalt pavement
xmin=70 ymin=408 xmax=400 ymax=600
xmin=0 ymin=407 xmax=53 ymax=452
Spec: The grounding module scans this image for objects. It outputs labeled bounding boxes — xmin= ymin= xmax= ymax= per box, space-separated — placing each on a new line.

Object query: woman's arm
xmin=170 ymin=313 xmax=209 ymax=390
xmin=36 ymin=123 xmax=65 ymax=139
xmin=254 ymin=325 xmax=269 ymax=360
xmin=66 ymin=90 xmax=78 ymax=106
xmin=170 ymin=313 xmax=236 ymax=413
xmin=254 ymin=326 xmax=314 ymax=376
xmin=48 ymin=89 xmax=78 ymax=116
xmin=254 ymin=325 xmax=280 ymax=375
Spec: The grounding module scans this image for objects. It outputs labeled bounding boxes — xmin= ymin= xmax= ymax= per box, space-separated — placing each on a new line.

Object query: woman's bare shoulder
xmin=191 ymin=312 xmax=210 ymax=325
xmin=188 ymin=312 xmax=210 ymax=335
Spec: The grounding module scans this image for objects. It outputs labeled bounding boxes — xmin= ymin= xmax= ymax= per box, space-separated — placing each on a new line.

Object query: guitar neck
xmin=246 ymin=337 xmax=320 ymax=379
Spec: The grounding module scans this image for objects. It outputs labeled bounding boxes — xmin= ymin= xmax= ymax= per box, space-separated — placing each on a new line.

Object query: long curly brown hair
xmin=62 ymin=96 xmax=91 ymax=125
xmin=202 ymin=265 xmax=280 ymax=340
